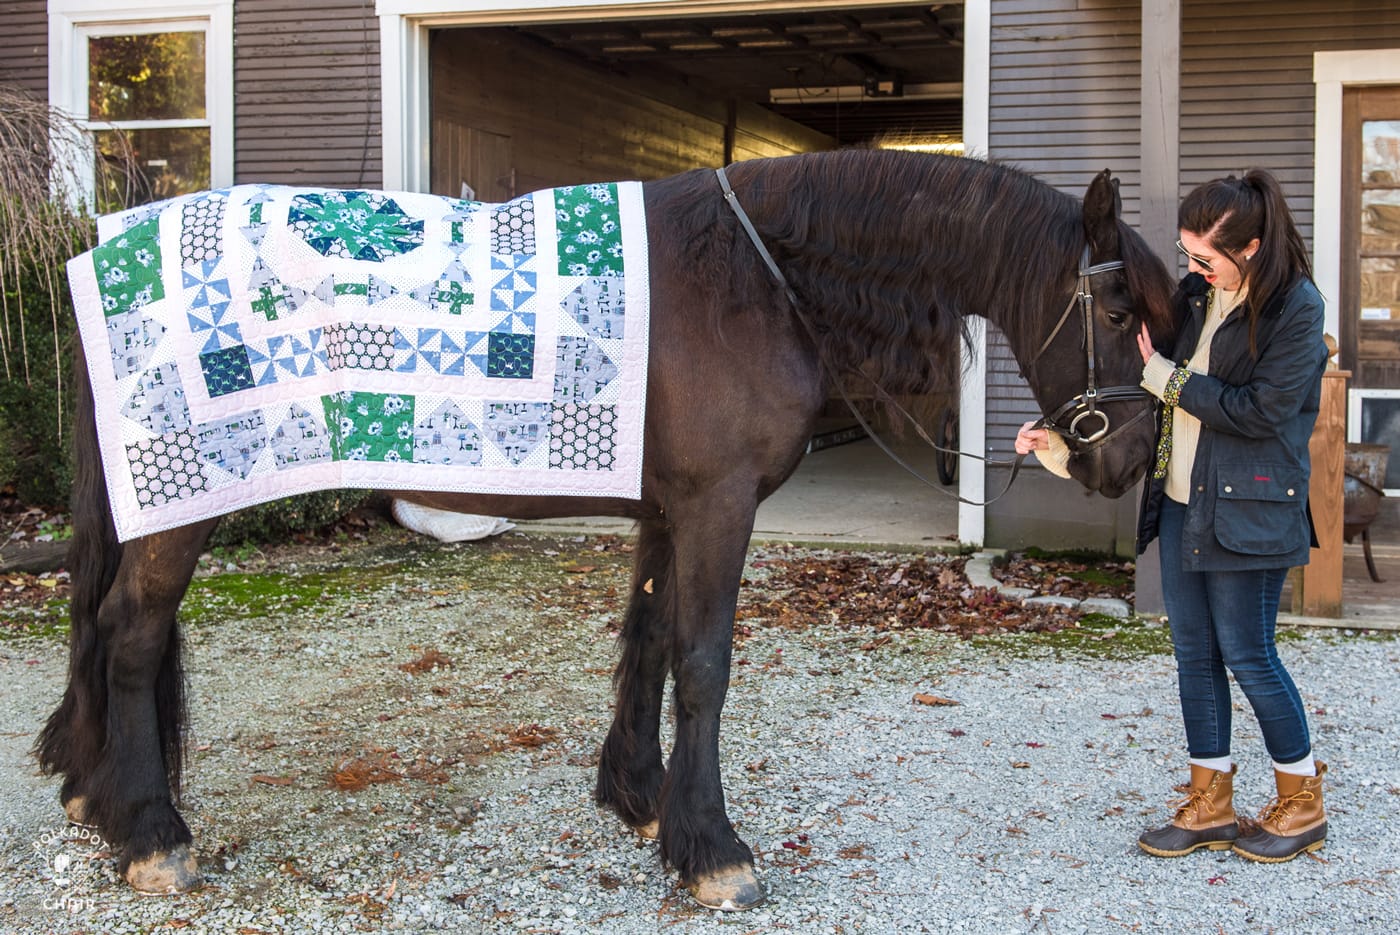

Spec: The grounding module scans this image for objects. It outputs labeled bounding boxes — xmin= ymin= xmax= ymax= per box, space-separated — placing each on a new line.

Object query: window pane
xmin=1363 ymin=120 xmax=1400 ymax=185
xmin=1362 ymin=189 xmax=1400 ymax=255
xmin=1360 ymin=256 xmax=1400 ymax=321
xmin=89 ymin=32 xmax=206 ymax=122
xmin=95 ymin=127 xmax=211 ymax=212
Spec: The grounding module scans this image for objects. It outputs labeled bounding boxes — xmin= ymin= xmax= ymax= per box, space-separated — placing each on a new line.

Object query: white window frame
xmin=1313 ymin=48 xmax=1400 ymax=343
xmin=48 ymin=0 xmax=233 ymax=208
xmin=1348 ymin=388 xmax=1400 ymax=496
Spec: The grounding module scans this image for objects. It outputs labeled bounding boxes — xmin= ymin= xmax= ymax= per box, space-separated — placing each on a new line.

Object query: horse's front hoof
xmin=633 ymin=819 xmax=659 ymax=840
xmin=687 ymin=865 xmax=765 ymax=911
xmin=126 ymin=845 xmax=202 ymax=894
xmin=63 ymin=795 xmax=92 ymax=826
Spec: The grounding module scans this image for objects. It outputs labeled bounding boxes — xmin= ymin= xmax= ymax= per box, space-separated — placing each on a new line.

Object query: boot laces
xmin=1252 ymin=788 xmax=1315 ymax=829
xmin=1172 ymin=786 xmax=1220 ymax=821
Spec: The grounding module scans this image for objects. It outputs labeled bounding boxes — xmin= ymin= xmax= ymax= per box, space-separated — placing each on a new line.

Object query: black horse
xmin=39 ymin=150 xmax=1174 ymax=910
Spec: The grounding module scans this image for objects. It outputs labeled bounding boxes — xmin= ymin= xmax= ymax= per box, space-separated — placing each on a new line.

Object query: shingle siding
xmin=233 ymin=0 xmax=382 ymax=187
xmin=0 ymin=0 xmax=49 ymax=102
xmin=985 ymin=0 xmax=1144 ymax=459
xmin=1180 ymin=0 xmax=1400 ymax=254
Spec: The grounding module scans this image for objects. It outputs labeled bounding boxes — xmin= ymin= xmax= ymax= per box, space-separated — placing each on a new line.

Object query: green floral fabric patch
xmin=555 ymin=184 xmax=623 ymax=277
xmin=322 ymin=391 xmax=415 ymax=462
xmin=92 ymin=215 xmax=165 ymax=317
xmin=289 ymin=191 xmax=425 ymax=262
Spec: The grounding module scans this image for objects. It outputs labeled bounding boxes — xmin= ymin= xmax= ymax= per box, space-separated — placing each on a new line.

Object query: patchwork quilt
xmin=67 ymin=183 xmax=650 ymax=542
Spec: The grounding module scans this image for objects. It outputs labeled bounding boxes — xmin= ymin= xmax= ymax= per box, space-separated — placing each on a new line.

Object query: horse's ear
xmin=1083 ymin=169 xmax=1120 ymax=256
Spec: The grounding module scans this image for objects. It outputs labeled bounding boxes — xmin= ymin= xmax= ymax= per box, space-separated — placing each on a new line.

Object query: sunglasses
xmin=1175 ymin=240 xmax=1215 ymax=274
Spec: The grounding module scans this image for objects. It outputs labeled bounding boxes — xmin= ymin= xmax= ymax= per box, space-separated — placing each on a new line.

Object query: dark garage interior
xmin=428 ymin=4 xmax=965 ymax=199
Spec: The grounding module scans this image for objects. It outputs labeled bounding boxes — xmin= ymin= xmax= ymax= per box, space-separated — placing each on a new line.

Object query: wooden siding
xmin=0 ymin=0 xmax=48 ymax=102
xmin=1181 ymin=0 xmax=1400 ymax=257
xmin=233 ymin=0 xmax=382 ymax=187
xmin=429 ymin=28 xmax=831 ymax=197
xmin=986 ymin=0 xmax=1144 ymax=460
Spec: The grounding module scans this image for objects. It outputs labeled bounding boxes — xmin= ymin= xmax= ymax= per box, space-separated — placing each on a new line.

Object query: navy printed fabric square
xmin=199 ymin=345 xmax=255 ymax=397
xmin=487 ymin=332 xmax=535 ymax=379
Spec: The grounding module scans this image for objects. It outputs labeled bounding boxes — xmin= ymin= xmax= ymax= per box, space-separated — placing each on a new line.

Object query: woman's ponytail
xmin=1180 ymin=168 xmax=1312 ymax=355
xmin=1240 ymin=168 xmax=1311 ymax=317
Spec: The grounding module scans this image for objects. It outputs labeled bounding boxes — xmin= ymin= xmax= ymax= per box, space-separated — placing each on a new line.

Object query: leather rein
xmin=715 ymin=165 xmax=1154 ymax=506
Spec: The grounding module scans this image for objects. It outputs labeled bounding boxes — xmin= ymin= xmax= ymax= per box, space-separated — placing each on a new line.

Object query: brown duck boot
xmin=1233 ymin=762 xmax=1327 ymax=863
xmin=1138 ymin=763 xmax=1239 ymax=857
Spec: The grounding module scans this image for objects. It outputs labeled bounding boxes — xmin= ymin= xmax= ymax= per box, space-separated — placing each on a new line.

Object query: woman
xmin=1017 ymin=169 xmax=1329 ymax=863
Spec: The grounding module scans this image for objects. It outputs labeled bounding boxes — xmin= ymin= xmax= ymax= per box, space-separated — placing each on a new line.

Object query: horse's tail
xmin=36 ymin=345 xmax=120 ymax=786
xmin=35 ymin=345 xmax=188 ymax=801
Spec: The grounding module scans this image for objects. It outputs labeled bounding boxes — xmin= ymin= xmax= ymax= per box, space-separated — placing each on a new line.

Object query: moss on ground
xmin=971 ymin=612 xmax=1175 ymax=660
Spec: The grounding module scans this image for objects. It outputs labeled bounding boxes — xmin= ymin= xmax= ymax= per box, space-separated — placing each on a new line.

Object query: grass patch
xmin=178 ymin=533 xmax=625 ymax=628
xmin=971 ymin=612 xmax=1174 ymax=660
xmin=0 ymin=599 xmax=70 ymax=638
xmin=180 ymin=571 xmax=352 ymax=626
xmin=1020 ymin=546 xmax=1118 ymax=564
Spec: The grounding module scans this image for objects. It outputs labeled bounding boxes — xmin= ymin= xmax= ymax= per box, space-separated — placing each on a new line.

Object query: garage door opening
xmin=428 ymin=5 xmax=963 ymax=195
xmin=426 ymin=4 xmax=965 ymax=545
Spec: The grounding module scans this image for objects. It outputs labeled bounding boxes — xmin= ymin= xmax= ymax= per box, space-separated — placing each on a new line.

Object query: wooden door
xmin=1342 ymin=86 xmax=1400 ymax=390
xmin=430 ymin=119 xmax=515 ymax=201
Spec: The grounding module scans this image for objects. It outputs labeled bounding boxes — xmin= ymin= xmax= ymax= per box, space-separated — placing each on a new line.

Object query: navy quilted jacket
xmin=1136 ymin=271 xmax=1327 ymax=570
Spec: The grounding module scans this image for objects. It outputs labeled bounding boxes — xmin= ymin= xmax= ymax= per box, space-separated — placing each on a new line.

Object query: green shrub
xmin=0 ymin=89 xmax=372 ymax=539
xmin=0 ymin=243 xmax=82 ymax=507
xmin=207 ymin=490 xmax=374 ymax=548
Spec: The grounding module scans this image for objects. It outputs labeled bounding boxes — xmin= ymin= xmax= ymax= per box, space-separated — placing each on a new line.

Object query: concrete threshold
xmin=1278 ymin=612 xmax=1400 ymax=632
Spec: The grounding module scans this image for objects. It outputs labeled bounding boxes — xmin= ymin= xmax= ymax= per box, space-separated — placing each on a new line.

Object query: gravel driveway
xmin=0 ymin=531 xmax=1396 ymax=934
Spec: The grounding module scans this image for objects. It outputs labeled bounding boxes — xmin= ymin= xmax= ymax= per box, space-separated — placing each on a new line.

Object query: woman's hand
xmin=1014 ymin=421 xmax=1051 ymax=455
xmin=1136 ymin=322 xmax=1156 ymax=364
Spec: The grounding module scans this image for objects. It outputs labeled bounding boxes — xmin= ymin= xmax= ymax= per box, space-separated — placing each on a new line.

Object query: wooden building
xmin=4 ymin=0 xmax=1399 ymax=555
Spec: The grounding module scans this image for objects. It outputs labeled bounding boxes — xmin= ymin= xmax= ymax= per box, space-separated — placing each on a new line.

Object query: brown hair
xmin=1178 ymin=168 xmax=1312 ymax=354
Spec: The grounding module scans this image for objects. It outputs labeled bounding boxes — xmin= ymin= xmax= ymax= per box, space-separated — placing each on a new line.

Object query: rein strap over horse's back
xmin=715 ymin=166 xmax=1144 ymax=508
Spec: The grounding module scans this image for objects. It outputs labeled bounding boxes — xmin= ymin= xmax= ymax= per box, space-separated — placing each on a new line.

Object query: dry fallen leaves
xmin=330 ymin=751 xmax=403 ymax=791
xmin=250 ymin=774 xmax=295 ymax=787
xmin=738 ymin=552 xmax=1087 ymax=637
xmin=398 ymin=648 xmax=452 ymax=674
xmin=502 ymin=723 xmax=558 ymax=748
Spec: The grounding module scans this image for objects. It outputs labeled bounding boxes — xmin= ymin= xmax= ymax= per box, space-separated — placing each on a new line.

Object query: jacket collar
xmin=1181 ymin=271 xmax=1303 ymax=319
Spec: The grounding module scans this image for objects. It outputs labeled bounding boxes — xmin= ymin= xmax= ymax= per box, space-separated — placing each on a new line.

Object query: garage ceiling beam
xmin=510 ymin=5 xmax=965 ymax=101
xmin=913 ymin=5 xmax=962 ymax=47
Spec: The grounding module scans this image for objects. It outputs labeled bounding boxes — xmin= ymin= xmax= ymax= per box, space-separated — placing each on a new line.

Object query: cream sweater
xmin=1140 ymin=285 xmax=1247 ymax=502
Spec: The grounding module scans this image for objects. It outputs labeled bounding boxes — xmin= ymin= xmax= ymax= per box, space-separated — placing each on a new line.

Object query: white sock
xmin=1274 ymin=755 xmax=1316 ymax=777
xmin=1188 ymin=755 xmax=1233 ymax=773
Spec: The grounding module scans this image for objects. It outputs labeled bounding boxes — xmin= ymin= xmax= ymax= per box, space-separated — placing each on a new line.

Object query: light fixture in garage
xmin=769 ymin=82 xmax=962 ymax=105
xmin=876 ymin=136 xmax=964 ymax=154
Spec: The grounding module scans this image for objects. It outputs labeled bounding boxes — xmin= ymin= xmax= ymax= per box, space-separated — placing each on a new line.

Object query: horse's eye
xmin=1106 ymin=310 xmax=1129 ymax=328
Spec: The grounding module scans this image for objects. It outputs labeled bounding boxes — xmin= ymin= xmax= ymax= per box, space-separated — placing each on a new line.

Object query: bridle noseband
xmin=1029 ymin=245 xmax=1153 ymax=450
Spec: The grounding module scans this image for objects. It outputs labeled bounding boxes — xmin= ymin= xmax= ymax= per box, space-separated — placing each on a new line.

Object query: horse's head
xmin=1024 ymin=170 xmax=1176 ymax=498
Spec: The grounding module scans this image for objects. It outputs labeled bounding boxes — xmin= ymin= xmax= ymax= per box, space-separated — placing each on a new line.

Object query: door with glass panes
xmin=1342 ymin=86 xmax=1400 ymax=491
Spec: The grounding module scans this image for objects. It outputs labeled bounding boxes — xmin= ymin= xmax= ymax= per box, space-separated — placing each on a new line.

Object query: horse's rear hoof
xmin=634 ymin=819 xmax=659 ymax=840
xmin=687 ymin=865 xmax=765 ymax=911
xmin=126 ymin=846 xmax=202 ymax=894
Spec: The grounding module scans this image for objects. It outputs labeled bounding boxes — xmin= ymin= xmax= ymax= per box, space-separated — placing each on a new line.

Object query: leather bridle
xmin=1027 ymin=245 xmax=1154 ymax=451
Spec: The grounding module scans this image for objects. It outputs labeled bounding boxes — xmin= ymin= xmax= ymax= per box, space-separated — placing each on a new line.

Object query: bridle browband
xmin=715 ymin=166 xmax=1154 ymax=505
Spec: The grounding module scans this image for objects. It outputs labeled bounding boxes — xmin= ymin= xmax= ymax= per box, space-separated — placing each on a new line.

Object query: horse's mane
xmin=669 ymin=149 xmax=1174 ymax=396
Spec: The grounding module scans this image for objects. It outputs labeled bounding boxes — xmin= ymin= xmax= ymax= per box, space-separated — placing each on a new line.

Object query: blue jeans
xmin=1157 ymin=498 xmax=1312 ymax=763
